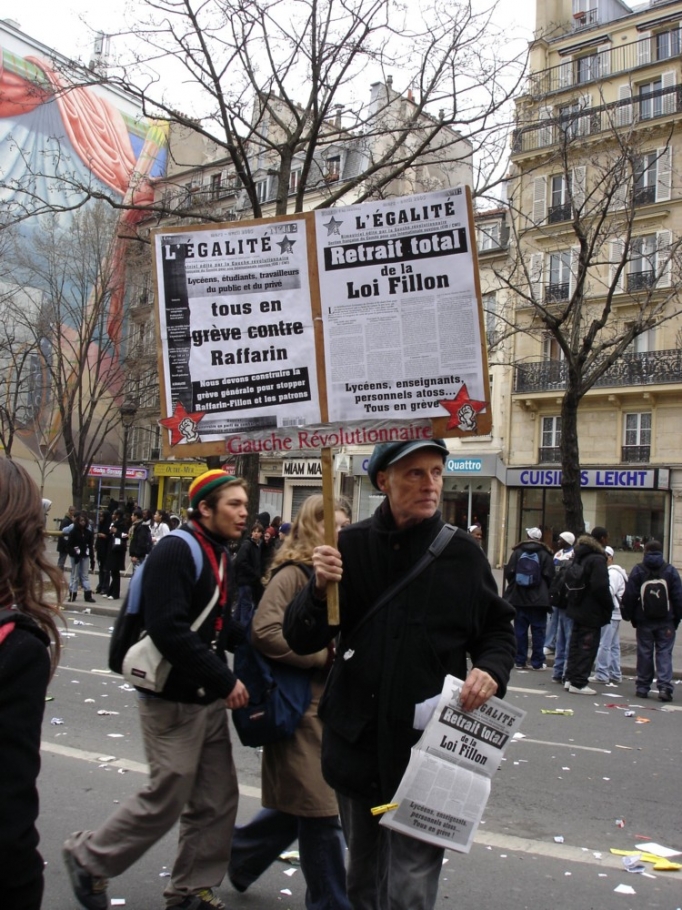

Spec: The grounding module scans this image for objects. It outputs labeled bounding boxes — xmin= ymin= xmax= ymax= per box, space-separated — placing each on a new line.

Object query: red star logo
xmin=439 ymin=384 xmax=487 ymax=431
xmin=159 ymin=401 xmax=206 ymax=446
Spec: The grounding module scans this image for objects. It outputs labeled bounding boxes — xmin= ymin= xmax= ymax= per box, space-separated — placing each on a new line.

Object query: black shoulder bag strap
xmin=348 ymin=523 xmax=457 ymax=639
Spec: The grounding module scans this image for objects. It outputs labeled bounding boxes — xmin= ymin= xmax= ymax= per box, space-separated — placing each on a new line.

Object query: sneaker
xmin=543 ymin=647 xmax=555 ymax=656
xmin=636 ymin=690 xmax=649 ymax=699
xmin=551 ymin=677 xmax=564 ymax=684
xmin=173 ymin=891 xmax=226 ymax=910
xmin=610 ymin=678 xmax=622 ymax=684
xmin=564 ymin=680 xmax=571 ymax=690
xmin=568 ymin=685 xmax=597 ymax=695
xmin=515 ymin=664 xmax=527 ymax=670
xmin=658 ymin=690 xmax=673 ymax=703
xmin=530 ymin=664 xmax=547 ymax=670
xmin=62 ymin=844 xmax=109 ymax=910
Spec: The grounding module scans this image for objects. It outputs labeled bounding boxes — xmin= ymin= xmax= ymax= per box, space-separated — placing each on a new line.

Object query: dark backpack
xmin=108 ymin=530 xmax=203 ymax=675
xmin=549 ymin=561 xmax=571 ymax=608
xmin=232 ymin=564 xmax=314 ymax=748
xmin=563 ymin=558 xmax=587 ymax=608
xmin=640 ymin=569 xmax=670 ymax=620
xmin=515 ymin=550 xmax=541 ymax=587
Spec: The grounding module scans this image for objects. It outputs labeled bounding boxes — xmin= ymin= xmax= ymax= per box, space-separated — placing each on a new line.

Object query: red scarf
xmin=189 ymin=521 xmax=229 ymax=635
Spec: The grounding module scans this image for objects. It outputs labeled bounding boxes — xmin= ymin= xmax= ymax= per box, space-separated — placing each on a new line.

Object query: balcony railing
xmin=572 ymin=8 xmax=598 ymax=32
xmin=514 ymin=349 xmax=682 ymax=393
xmin=633 ymin=185 xmax=656 ymax=206
xmin=621 ymin=445 xmax=651 ymax=463
xmin=527 ymin=29 xmax=681 ymax=98
xmin=627 ymin=270 xmax=656 ymax=292
xmin=538 ymin=446 xmax=562 ymax=463
xmin=512 ymin=83 xmax=682 ymax=154
xmin=548 ymin=203 xmax=572 ymax=224
xmin=544 ymin=282 xmax=570 ymax=303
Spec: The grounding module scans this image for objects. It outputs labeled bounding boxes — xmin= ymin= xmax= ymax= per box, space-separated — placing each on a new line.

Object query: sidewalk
xmin=59 ymin=562 xmax=682 ymax=680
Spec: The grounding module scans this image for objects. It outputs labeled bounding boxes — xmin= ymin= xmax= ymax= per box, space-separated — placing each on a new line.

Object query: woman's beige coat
xmin=251 ymin=564 xmax=338 ymax=816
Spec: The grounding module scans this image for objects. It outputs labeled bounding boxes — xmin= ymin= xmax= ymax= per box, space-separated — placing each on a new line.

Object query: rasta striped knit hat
xmin=188 ymin=470 xmax=238 ymax=510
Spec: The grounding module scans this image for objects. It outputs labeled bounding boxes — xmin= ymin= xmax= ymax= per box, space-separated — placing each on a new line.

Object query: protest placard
xmin=152 ymin=186 xmax=490 ymax=457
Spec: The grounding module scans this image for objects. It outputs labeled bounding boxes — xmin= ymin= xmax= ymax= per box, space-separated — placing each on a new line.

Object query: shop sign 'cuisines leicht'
xmin=152 ymin=187 xmax=491 ymax=456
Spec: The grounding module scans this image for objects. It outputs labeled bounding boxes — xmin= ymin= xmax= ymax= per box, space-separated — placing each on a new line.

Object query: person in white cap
xmin=504 ymin=528 xmax=555 ymax=670
xmin=283 ymin=438 xmax=515 ymax=910
xmin=468 ymin=524 xmax=484 ymax=546
xmin=592 ymin=546 xmax=627 ymax=685
xmin=545 ymin=531 xmax=576 ymax=658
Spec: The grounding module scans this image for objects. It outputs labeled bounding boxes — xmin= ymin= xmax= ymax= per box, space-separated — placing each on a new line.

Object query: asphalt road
xmin=38 ymin=609 xmax=682 ymax=910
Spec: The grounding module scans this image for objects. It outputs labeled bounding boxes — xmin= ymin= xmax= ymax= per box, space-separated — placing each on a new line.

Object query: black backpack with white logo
xmin=640 ymin=569 xmax=670 ymax=621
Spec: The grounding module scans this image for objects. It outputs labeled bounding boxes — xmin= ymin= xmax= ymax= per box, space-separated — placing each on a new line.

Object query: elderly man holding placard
xmin=283 ymin=438 xmax=515 ymax=910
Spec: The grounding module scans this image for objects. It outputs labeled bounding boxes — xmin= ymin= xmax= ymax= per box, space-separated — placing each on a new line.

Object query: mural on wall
xmin=0 ymin=24 xmax=167 ymax=450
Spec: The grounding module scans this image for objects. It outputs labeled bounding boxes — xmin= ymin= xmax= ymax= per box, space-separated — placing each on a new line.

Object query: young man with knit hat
xmin=283 ymin=439 xmax=515 ymax=910
xmin=64 ymin=470 xmax=249 ymax=910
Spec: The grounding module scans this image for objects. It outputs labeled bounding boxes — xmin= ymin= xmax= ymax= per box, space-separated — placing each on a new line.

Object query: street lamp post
xmin=118 ymin=399 xmax=138 ymax=508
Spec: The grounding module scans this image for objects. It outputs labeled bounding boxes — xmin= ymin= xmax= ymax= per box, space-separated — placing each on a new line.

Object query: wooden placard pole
xmin=321 ymin=446 xmax=340 ymax=625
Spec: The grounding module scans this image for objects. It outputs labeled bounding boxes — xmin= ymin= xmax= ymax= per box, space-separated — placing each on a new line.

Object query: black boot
xmin=84 ymin=591 xmax=96 ymax=604
xmin=68 ymin=591 xmax=77 ymax=603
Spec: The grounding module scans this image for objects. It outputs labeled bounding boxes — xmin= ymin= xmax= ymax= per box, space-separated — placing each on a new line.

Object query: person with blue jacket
xmin=621 ymin=540 xmax=682 ymax=702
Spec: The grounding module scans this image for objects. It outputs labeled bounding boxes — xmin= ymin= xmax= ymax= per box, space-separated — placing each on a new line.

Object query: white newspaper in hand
xmin=381 ymin=675 xmax=525 ymax=853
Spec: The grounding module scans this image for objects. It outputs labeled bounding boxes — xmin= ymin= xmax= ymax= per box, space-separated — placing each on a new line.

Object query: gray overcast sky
xmin=2 ymin=0 xmax=537 ymax=65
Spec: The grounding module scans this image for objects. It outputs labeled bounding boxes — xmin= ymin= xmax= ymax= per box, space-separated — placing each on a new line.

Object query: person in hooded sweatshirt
xmin=621 ymin=540 xmax=682 ymax=702
xmin=0 ymin=458 xmax=64 ymax=910
xmin=564 ymin=527 xmax=613 ymax=695
xmin=593 ymin=546 xmax=628 ymax=686
xmin=504 ymin=527 xmax=555 ymax=670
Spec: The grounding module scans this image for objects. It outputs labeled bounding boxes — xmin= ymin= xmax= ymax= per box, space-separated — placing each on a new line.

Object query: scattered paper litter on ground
xmin=50 ymin=718 xmax=64 ymax=725
xmin=280 ymin=889 xmax=292 ymax=895
xmin=279 ymin=851 xmax=300 ymax=865
xmin=614 ymin=883 xmax=636 ymax=894
xmin=107 ymin=733 xmax=124 ymax=738
xmin=636 ymin=842 xmax=681 ymax=858
xmin=97 ymin=755 xmax=116 ymax=762
xmin=554 ymin=836 xmax=564 ymax=843
xmin=97 ymin=710 xmax=119 ymax=715
xmin=283 ymin=868 xmax=297 ymax=877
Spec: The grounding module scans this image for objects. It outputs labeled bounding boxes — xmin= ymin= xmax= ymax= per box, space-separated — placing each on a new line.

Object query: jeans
xmin=131 ymin=557 xmax=146 ymax=576
xmin=636 ymin=623 xmax=676 ymax=694
xmin=514 ymin=607 xmax=547 ymax=668
xmin=551 ymin=611 xmax=573 ymax=681
xmin=545 ymin=607 xmax=559 ymax=650
xmin=230 ymin=808 xmax=350 ymax=910
xmin=594 ymin=619 xmax=621 ymax=682
xmin=69 ymin=558 xmax=92 ymax=593
xmin=234 ymin=585 xmax=256 ymax=627
xmin=336 ymin=792 xmax=444 ymax=910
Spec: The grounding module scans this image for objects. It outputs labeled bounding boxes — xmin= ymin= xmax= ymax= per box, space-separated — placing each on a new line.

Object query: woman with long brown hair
xmin=229 ymin=494 xmax=352 ymax=909
xmin=0 ymin=458 xmax=64 ymax=909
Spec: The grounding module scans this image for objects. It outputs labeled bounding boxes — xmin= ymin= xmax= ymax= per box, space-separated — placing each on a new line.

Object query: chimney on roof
xmin=334 ymin=104 xmax=343 ymax=128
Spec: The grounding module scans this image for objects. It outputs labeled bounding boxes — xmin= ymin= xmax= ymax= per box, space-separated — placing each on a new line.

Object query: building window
xmin=638 ymin=79 xmax=662 ymax=120
xmin=576 ymin=52 xmax=599 ymax=84
xmin=326 ymin=156 xmax=341 ymax=180
xmin=628 ymin=235 xmax=657 ymax=291
xmin=549 ymin=174 xmax=572 ymax=223
xmin=482 ymin=292 xmax=500 ymax=346
xmin=540 ymin=415 xmax=562 ymax=463
xmin=289 ymin=168 xmax=301 ymax=194
xmin=478 ymin=222 xmax=500 ymax=251
xmin=623 ymin=412 xmax=651 ymax=463
xmin=633 ymin=153 xmax=657 ymax=205
xmin=656 ymin=28 xmax=680 ymax=61
xmin=255 ymin=179 xmax=268 ymax=203
xmin=210 ymin=173 xmax=222 ymax=200
xmin=546 ymin=251 xmax=571 ymax=302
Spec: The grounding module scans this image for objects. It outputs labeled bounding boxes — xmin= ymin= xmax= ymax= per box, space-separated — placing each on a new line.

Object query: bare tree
xmin=491 ymin=98 xmax=682 ymax=532
xmin=2 ymin=203 xmax=150 ymax=507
